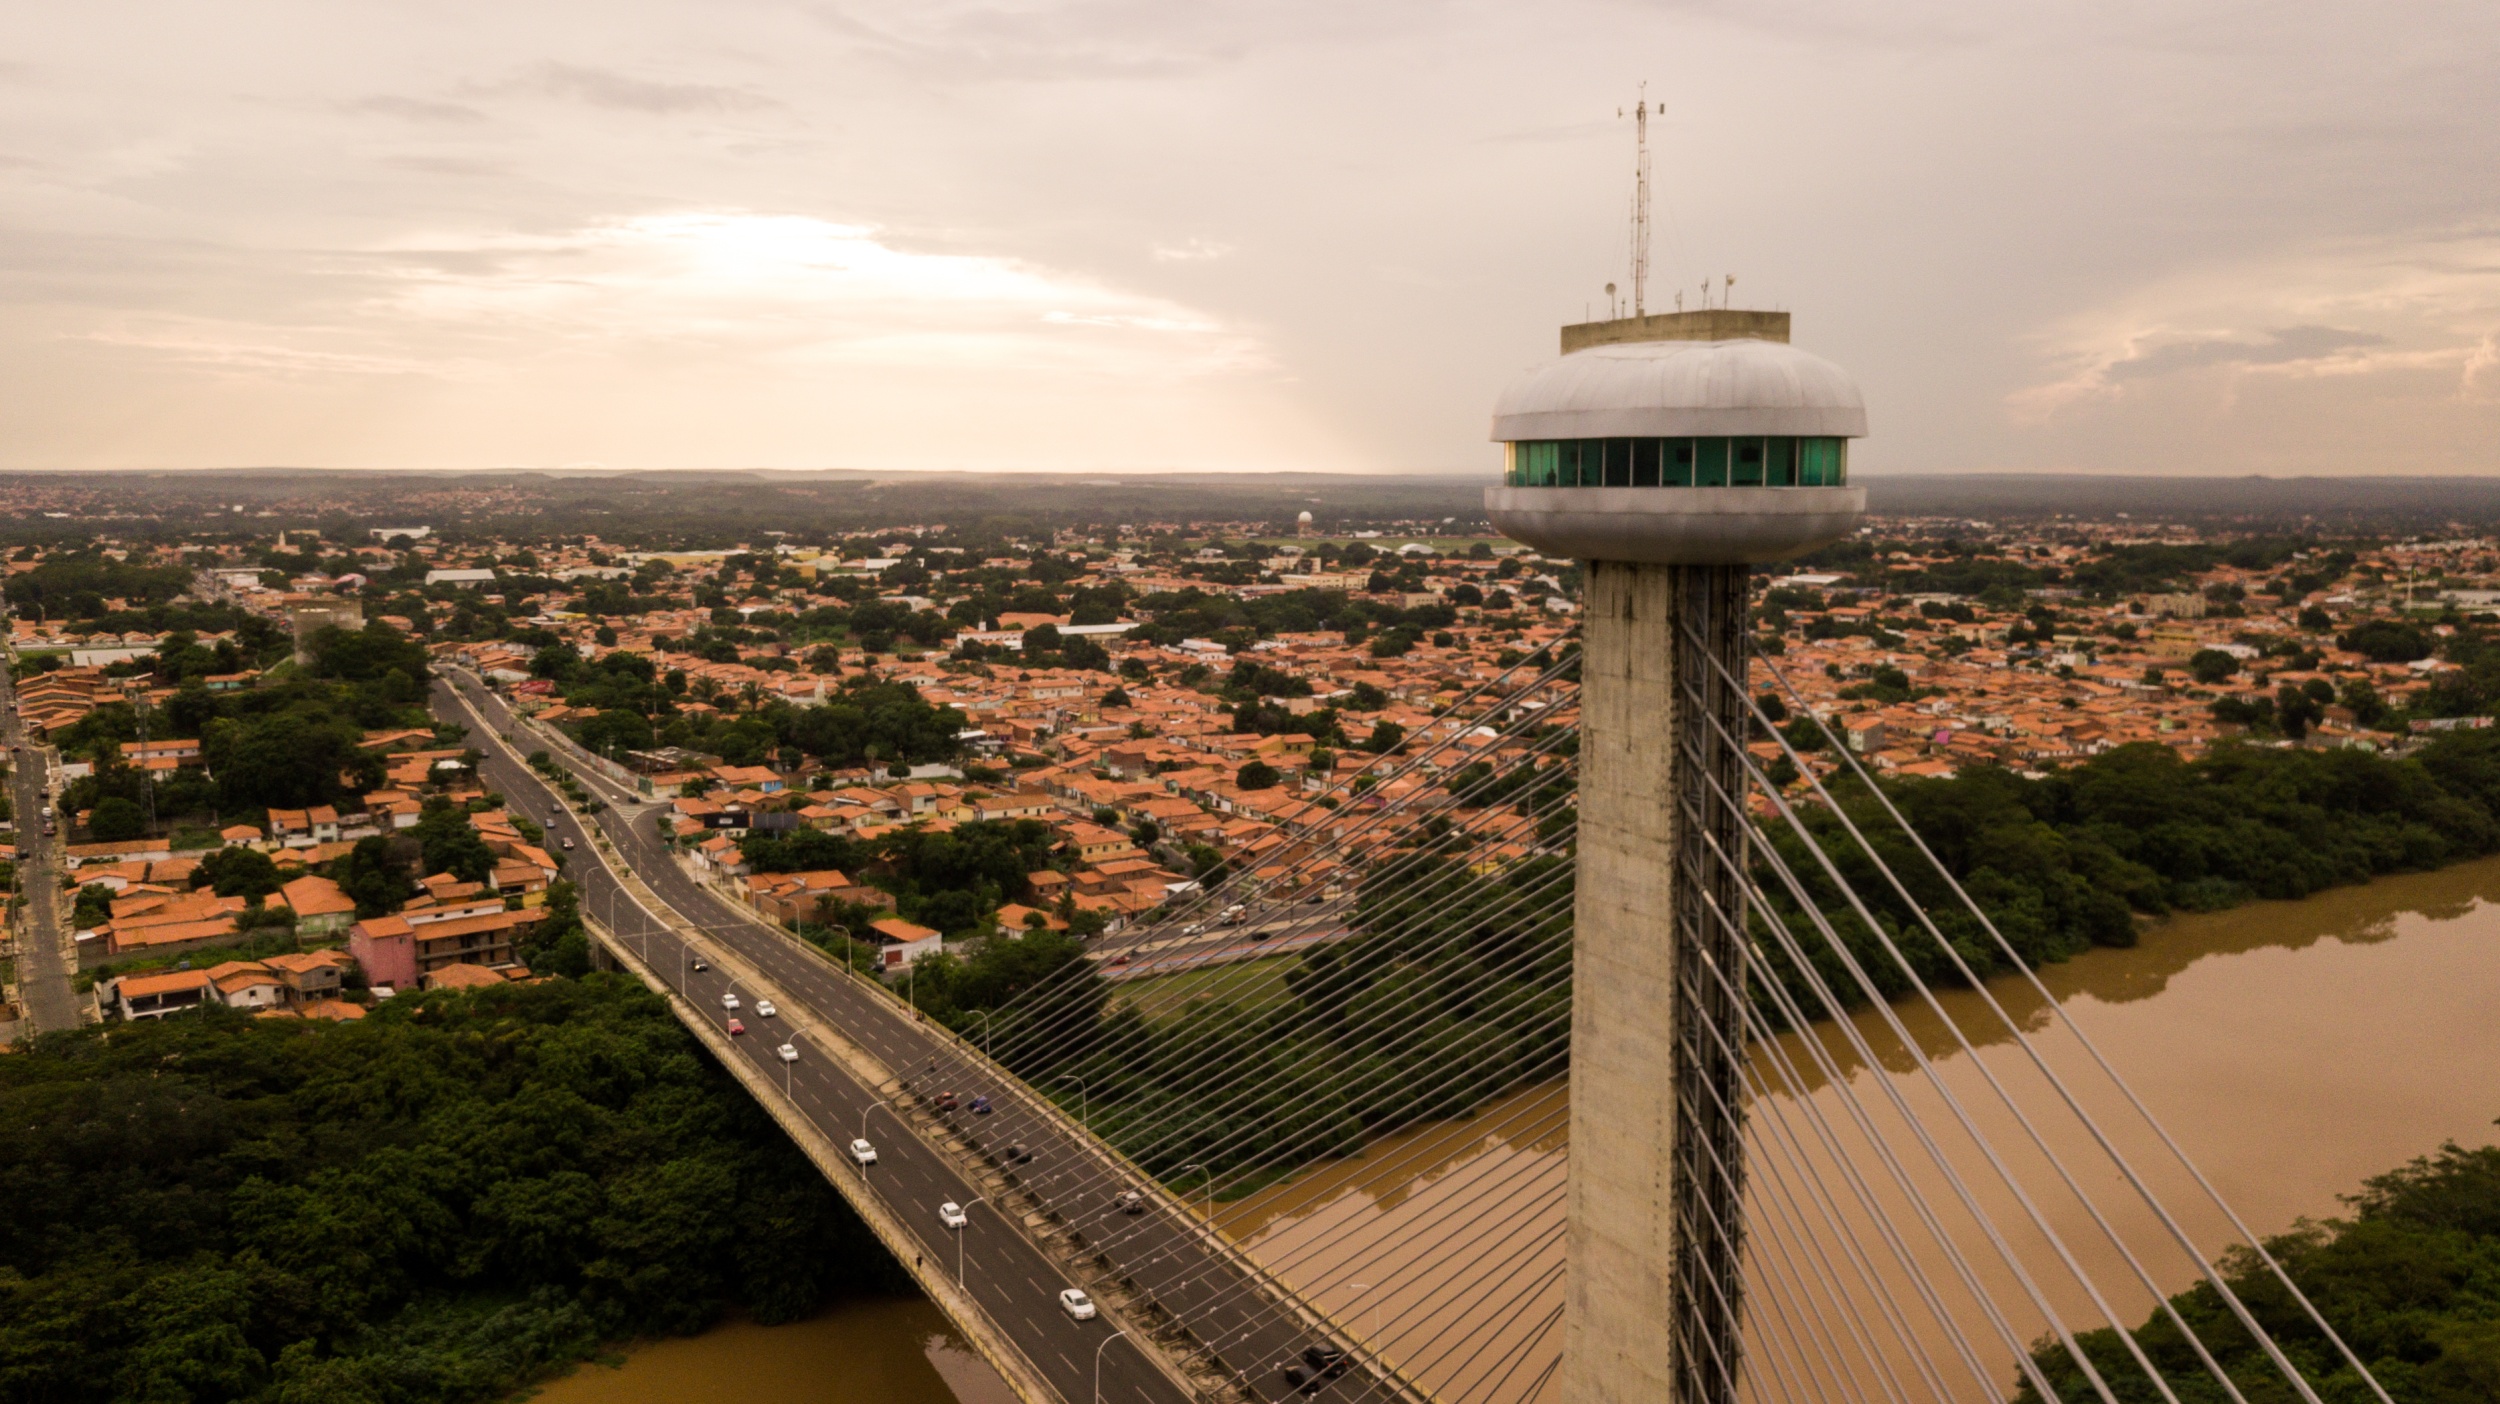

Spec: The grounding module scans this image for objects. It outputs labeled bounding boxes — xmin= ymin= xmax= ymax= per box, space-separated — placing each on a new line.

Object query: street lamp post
xmin=955 ymin=1195 xmax=985 ymax=1285
xmin=1056 ymin=1074 xmax=1088 ymax=1130
xmin=1094 ymin=1330 xmax=1129 ymax=1404
xmin=1346 ymin=1282 xmax=1380 ymax=1342
xmin=967 ymin=1008 xmax=995 ymax=1061
xmin=1177 ymin=1163 xmax=1213 ymax=1223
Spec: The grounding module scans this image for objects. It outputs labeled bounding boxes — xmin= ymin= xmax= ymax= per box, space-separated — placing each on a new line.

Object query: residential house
xmin=113 ymin=968 xmax=214 ymax=1020
xmin=279 ymin=874 xmax=357 ymax=936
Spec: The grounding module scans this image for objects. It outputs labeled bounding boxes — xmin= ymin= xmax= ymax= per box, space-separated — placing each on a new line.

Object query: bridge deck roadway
xmin=435 ymin=672 xmax=1423 ymax=1404
xmin=2 ymin=652 xmax=82 ymax=1040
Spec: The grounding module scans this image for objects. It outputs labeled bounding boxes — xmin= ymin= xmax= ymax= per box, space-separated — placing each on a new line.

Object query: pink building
xmin=347 ymin=914 xmax=417 ymax=991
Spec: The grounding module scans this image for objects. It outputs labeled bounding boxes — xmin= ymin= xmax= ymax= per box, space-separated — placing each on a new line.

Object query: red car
xmin=727 ymin=1017 xmax=746 ymax=1036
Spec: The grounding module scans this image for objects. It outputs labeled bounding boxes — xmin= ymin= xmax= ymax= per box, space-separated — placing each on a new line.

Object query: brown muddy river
xmin=547 ymin=857 xmax=2500 ymax=1401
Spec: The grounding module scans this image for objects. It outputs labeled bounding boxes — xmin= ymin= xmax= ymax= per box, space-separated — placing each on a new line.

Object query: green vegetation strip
xmin=0 ymin=978 xmax=902 ymax=1403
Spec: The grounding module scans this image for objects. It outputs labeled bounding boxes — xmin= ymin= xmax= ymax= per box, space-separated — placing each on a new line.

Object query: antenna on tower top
xmin=1626 ymin=83 xmax=1652 ymax=319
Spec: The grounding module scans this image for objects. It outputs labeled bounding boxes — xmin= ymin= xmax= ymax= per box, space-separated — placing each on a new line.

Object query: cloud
xmin=366 ymin=211 xmax=1267 ymax=380
xmin=2104 ymin=325 xmax=2386 ymax=381
xmin=2009 ymin=229 xmax=2500 ymax=426
xmin=346 ymin=95 xmax=489 ymax=124
xmin=509 ymin=62 xmax=776 ymax=115
xmin=1152 ymin=239 xmax=1233 ymax=262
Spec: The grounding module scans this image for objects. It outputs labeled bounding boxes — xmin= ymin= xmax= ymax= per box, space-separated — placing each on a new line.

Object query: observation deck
xmin=1484 ymin=310 xmax=1867 ymax=565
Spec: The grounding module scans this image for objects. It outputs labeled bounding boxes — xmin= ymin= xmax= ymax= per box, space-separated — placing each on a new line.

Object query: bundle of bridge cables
xmin=888 ymin=632 xmax=2393 ymax=1404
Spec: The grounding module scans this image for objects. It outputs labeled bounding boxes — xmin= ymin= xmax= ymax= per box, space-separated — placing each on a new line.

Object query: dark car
xmin=970 ymin=1094 xmax=991 ymax=1115
xmin=935 ymin=1091 xmax=958 ymax=1112
xmin=1116 ymin=1189 xmax=1146 ymax=1215
xmin=1004 ymin=1144 xmax=1034 ymax=1164
xmin=1303 ymin=1345 xmax=1349 ymax=1379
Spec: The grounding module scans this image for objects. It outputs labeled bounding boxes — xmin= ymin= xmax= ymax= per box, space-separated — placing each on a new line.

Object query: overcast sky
xmin=5 ymin=1 xmax=2497 ymax=476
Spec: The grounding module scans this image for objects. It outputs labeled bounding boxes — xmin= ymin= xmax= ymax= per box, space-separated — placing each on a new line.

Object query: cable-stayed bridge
xmin=430 ymin=308 xmax=2394 ymax=1404
xmin=437 ymin=619 xmax=2386 ymax=1404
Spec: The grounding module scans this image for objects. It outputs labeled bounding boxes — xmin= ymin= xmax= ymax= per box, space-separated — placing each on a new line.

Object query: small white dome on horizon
xmin=1490 ymin=338 xmax=1868 ymax=443
xmin=1296 ymin=509 xmax=1313 ymax=523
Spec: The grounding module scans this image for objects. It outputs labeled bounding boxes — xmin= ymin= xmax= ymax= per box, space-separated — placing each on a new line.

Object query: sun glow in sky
xmin=3 ymin=1 xmax=2498 ymax=473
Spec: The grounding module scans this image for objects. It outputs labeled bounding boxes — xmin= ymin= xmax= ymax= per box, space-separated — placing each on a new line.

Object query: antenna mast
xmin=1628 ymin=83 xmax=1652 ymax=318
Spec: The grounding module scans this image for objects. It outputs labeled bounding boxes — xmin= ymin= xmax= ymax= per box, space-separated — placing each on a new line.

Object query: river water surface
xmin=549 ymin=856 xmax=2500 ymax=1401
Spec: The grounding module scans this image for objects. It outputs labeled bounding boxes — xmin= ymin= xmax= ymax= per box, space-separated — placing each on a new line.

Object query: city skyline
xmin=5 ymin=1 xmax=2498 ymax=475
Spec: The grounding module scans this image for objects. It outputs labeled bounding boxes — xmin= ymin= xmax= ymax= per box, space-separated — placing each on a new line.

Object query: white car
xmin=1058 ymin=1288 xmax=1097 ymax=1321
xmin=849 ymin=1138 xmax=878 ymax=1166
xmin=755 ymin=998 xmax=778 ymax=1018
xmin=776 ymin=1042 xmax=799 ymax=1063
xmin=720 ymin=992 xmax=741 ymax=1011
xmin=938 ymin=1201 xmax=969 ymax=1230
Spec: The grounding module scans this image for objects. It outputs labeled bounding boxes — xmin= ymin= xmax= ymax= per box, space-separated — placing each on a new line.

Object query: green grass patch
xmin=1112 ymin=953 xmax=1298 ymax=1026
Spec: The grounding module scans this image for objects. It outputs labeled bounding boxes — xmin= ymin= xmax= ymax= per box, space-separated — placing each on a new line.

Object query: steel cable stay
xmin=985 ymin=819 xmax=1570 ymax=1204
xmin=900 ymin=699 xmax=1583 ymax=1199
xmin=927 ymin=788 xmax=1585 ymax=1219
xmin=922 ymin=838 xmax=1575 ymax=1249
xmin=974 ymin=687 xmax=1583 ymax=1075
xmin=1472 ymin=1302 xmax=1567 ymax=1404
xmin=1679 ymin=676 xmax=2240 ymax=1404
xmin=1679 ymin=850 xmax=2065 ymax=1402
xmin=1748 ymin=648 xmax=2394 ymax=1404
xmin=1682 ymin=828 xmax=2090 ymax=1404
xmin=972 ymin=652 xmax=1583 ymax=1060
xmin=1667 ymin=955 xmax=1951 ymax=1404
xmin=1725 ymin=939 xmax=2015 ymax=1404
xmin=599 ymin=730 xmax=1590 ymax=1398
xmin=929 ymin=880 xmax=1585 ymax=1389
xmin=1729 ymin=649 xmax=2342 ymax=1402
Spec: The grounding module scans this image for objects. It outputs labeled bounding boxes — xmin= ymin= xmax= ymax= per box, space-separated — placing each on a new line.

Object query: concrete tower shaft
xmin=1485 ymin=309 xmax=1867 ymax=1404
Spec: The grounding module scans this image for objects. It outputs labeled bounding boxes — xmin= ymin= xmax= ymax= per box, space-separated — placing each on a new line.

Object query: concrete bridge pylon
xmin=1485 ymin=309 xmax=1869 ymax=1404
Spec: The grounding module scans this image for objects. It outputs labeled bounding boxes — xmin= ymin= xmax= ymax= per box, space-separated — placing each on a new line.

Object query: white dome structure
xmin=1483 ymin=311 xmax=1867 ymax=566
xmin=1490 ymin=337 xmax=1867 ymax=442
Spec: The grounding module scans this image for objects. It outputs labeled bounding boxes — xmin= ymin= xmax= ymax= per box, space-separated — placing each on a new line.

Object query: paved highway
xmin=434 ymin=672 xmax=1400 ymax=1404
xmin=1 ymin=655 xmax=78 ymax=1036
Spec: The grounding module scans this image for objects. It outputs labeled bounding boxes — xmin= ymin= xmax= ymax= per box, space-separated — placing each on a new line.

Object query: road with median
xmin=2 ymin=653 xmax=78 ymax=1037
xmin=434 ymin=670 xmax=1399 ymax=1404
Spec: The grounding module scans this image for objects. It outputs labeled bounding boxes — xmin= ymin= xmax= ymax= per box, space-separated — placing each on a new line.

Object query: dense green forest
xmin=1751 ymin=728 xmax=2500 ymax=1017
xmin=0 ymin=977 xmax=897 ymax=1404
xmin=2016 ymin=1138 xmax=2500 ymax=1403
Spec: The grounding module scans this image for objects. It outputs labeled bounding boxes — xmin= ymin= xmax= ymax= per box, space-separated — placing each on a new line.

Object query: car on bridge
xmin=726 ymin=1017 xmax=745 ymax=1036
xmin=848 ymin=1138 xmax=878 ymax=1166
xmin=1058 ymin=1288 xmax=1096 ymax=1321
xmin=777 ymin=1042 xmax=799 ymax=1063
xmin=938 ymin=1201 xmax=968 ymax=1229
xmin=755 ymin=998 xmax=777 ymax=1018
xmin=720 ymin=992 xmax=740 ymax=1010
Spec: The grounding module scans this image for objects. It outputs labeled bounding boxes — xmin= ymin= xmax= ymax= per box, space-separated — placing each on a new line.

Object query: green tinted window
xmin=1694 ymin=438 xmax=1728 ymax=486
xmin=1506 ymin=437 xmax=1845 ymax=487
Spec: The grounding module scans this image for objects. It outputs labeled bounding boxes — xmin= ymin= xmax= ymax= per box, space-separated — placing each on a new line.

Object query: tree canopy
xmin=0 ymin=978 xmax=899 ymax=1404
